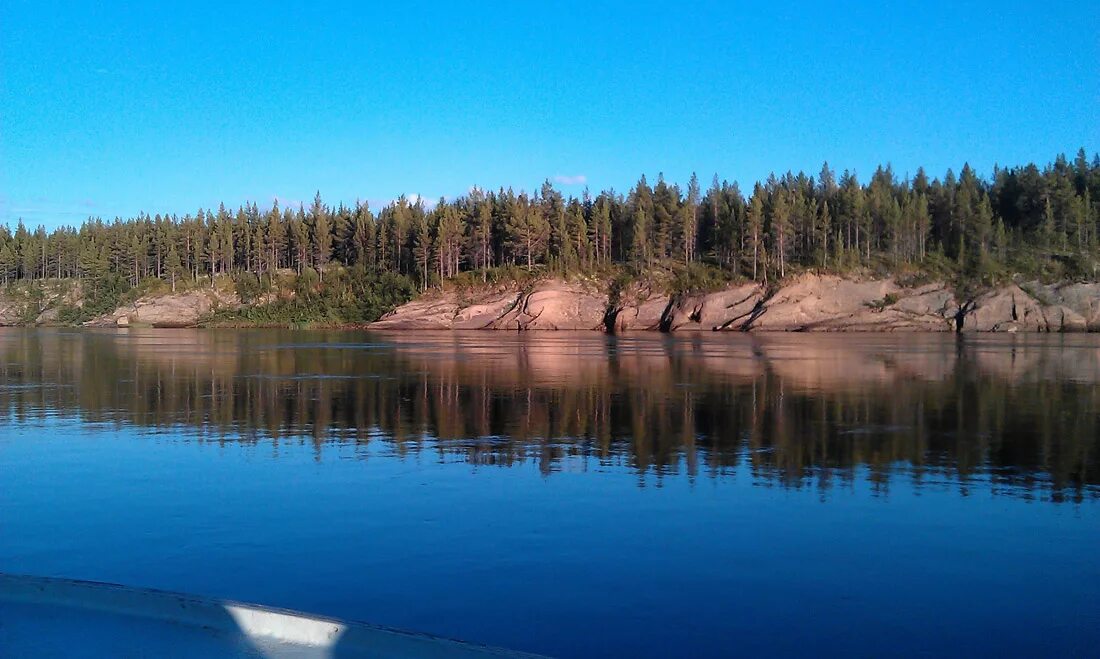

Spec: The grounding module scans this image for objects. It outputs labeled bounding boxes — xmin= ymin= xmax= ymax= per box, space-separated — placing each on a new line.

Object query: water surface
xmin=0 ymin=329 xmax=1097 ymax=657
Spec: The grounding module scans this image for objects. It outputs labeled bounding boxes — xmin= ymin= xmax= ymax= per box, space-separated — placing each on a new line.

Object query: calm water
xmin=0 ymin=329 xmax=1098 ymax=657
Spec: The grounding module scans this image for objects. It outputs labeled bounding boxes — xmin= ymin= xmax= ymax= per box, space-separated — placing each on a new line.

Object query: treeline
xmin=2 ymin=149 xmax=1098 ymax=296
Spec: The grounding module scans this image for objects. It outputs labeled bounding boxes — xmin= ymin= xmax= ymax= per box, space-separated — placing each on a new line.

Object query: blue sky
xmin=1 ymin=1 xmax=1097 ymax=229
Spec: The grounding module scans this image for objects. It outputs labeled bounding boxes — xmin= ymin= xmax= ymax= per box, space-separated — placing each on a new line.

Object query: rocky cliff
xmin=370 ymin=274 xmax=1100 ymax=333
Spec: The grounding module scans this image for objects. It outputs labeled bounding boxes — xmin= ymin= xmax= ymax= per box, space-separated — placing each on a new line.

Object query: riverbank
xmin=370 ymin=274 xmax=1100 ymax=333
xmin=1 ymin=272 xmax=1097 ymax=332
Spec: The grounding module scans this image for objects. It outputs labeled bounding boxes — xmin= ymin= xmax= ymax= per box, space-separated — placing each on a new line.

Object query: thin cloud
xmin=401 ymin=193 xmax=438 ymax=209
xmin=10 ymin=206 xmax=93 ymax=216
xmin=8 ymin=197 xmax=99 ymax=218
xmin=554 ymin=174 xmax=587 ymax=186
xmin=272 ymin=195 xmax=304 ymax=209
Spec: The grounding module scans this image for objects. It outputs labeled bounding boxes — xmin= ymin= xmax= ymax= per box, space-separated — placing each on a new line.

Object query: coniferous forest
xmin=2 ymin=149 xmax=1098 ymax=324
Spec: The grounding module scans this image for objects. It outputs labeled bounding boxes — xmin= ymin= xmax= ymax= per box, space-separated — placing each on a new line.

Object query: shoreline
xmin=2 ymin=272 xmax=1098 ymax=333
xmin=368 ymin=273 xmax=1100 ymax=334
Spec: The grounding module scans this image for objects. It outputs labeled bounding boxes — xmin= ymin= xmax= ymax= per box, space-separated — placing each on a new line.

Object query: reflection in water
xmin=0 ymin=329 xmax=1097 ymax=502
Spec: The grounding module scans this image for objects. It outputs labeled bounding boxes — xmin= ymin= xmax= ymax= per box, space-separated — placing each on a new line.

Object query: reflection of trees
xmin=0 ymin=329 xmax=1096 ymax=502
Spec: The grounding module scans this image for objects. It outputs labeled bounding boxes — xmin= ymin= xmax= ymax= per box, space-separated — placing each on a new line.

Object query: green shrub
xmin=208 ymin=268 xmax=416 ymax=327
xmin=57 ymin=274 xmax=131 ymax=325
xmin=667 ymin=262 xmax=735 ymax=296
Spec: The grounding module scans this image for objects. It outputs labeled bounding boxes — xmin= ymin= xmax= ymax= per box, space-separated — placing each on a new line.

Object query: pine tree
xmin=504 ymin=193 xmax=547 ymax=269
xmin=565 ymin=199 xmax=590 ymax=268
xmin=589 ymin=195 xmax=612 ymax=265
xmin=468 ymin=192 xmax=493 ymax=276
xmin=746 ymin=185 xmax=765 ymax=281
xmin=310 ymin=192 xmax=332 ymax=280
xmin=0 ymin=244 xmax=15 ymax=284
xmin=968 ymin=196 xmax=994 ymax=273
xmin=412 ymin=213 xmax=431 ymax=290
xmin=1040 ymin=196 xmax=1056 ymax=250
xmin=541 ymin=181 xmax=570 ymax=271
xmin=352 ymin=202 xmax=375 ymax=268
xmin=770 ymin=187 xmax=791 ymax=279
xmin=165 ymin=243 xmax=183 ymax=292
xmin=652 ymin=174 xmax=676 ymax=260
xmin=289 ymin=209 xmax=309 ymax=275
xmin=332 ymin=204 xmax=353 ymax=265
xmin=681 ymin=173 xmax=700 ymax=263
xmin=628 ymin=176 xmax=653 ymax=265
xmin=433 ymin=201 xmax=463 ymax=279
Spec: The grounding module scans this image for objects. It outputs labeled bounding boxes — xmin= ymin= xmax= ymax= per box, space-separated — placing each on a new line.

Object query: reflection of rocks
xmin=1 ymin=329 xmax=1097 ymax=496
xmin=393 ymin=334 xmax=614 ymax=388
xmin=372 ymin=331 xmax=1100 ymax=389
xmin=374 ymin=274 xmax=1100 ymax=333
xmin=967 ymin=335 xmax=1100 ymax=384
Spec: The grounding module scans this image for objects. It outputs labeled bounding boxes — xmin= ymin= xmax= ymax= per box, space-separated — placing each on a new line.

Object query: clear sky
xmin=1 ymin=1 xmax=1097 ymax=229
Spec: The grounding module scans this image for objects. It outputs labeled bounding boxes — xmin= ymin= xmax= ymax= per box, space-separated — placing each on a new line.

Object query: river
xmin=0 ymin=329 xmax=1097 ymax=657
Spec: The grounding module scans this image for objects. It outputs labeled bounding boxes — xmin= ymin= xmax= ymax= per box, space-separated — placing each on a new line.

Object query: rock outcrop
xmin=87 ymin=289 xmax=239 ymax=328
xmin=370 ymin=286 xmax=520 ymax=330
xmin=369 ymin=274 xmax=1100 ymax=334
xmin=748 ymin=276 xmax=956 ymax=332
xmin=604 ymin=281 xmax=670 ymax=332
xmin=611 ymin=293 xmax=670 ymax=332
xmin=372 ymin=280 xmax=606 ymax=331
xmin=0 ymin=282 xmax=82 ymax=326
xmin=0 ymin=296 xmax=33 ymax=325
xmin=368 ymin=297 xmax=462 ymax=330
xmin=1031 ymin=282 xmax=1100 ymax=331
xmin=961 ymin=284 xmax=1050 ymax=333
xmin=486 ymin=280 xmax=607 ymax=330
xmin=662 ymin=283 xmax=764 ymax=331
xmin=452 ymin=291 xmax=523 ymax=329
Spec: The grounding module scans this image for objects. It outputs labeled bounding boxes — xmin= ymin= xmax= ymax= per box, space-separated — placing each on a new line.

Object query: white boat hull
xmin=0 ymin=574 xmax=543 ymax=658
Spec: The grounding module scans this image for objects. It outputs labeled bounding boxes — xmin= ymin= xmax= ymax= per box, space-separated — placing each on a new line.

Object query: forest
xmin=2 ymin=149 xmax=1097 ymax=323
